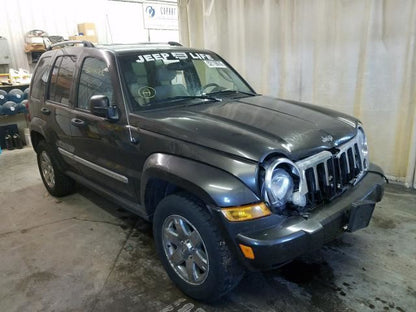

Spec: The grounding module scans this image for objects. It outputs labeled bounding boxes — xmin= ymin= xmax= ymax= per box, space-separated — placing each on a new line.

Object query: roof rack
xmin=97 ymin=42 xmax=182 ymax=47
xmin=49 ymin=40 xmax=95 ymax=50
xmin=168 ymin=41 xmax=182 ymax=46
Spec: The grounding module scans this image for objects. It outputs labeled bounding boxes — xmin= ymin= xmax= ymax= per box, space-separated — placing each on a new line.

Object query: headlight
xmin=263 ymin=158 xmax=301 ymax=209
xmin=268 ymin=168 xmax=293 ymax=205
xmin=357 ymin=127 xmax=369 ymax=170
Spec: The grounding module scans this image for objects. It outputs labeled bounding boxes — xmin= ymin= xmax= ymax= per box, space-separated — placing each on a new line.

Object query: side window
xmin=48 ymin=55 xmax=77 ymax=105
xmin=31 ymin=56 xmax=51 ymax=100
xmin=77 ymin=58 xmax=113 ymax=110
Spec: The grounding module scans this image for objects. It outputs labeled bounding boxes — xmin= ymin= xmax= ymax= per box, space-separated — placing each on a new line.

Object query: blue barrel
xmin=17 ymin=99 xmax=29 ymax=113
xmin=2 ymin=101 xmax=18 ymax=115
xmin=23 ymin=88 xmax=30 ymax=100
xmin=8 ymin=89 xmax=24 ymax=103
xmin=0 ymin=89 xmax=7 ymax=105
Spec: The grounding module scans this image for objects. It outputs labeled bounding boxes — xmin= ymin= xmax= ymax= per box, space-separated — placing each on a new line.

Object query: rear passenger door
xmin=29 ymin=56 xmax=51 ymax=119
xmin=69 ymin=56 xmax=137 ymax=201
xmin=43 ymin=54 xmax=79 ymax=170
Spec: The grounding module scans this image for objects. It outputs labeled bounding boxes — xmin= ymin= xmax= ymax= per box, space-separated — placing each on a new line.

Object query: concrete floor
xmin=0 ymin=147 xmax=415 ymax=312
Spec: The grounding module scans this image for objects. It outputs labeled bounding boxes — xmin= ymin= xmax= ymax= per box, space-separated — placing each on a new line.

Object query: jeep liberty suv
xmin=29 ymin=41 xmax=385 ymax=301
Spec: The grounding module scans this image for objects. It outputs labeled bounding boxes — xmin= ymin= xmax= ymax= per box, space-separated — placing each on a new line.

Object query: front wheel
xmin=153 ymin=194 xmax=244 ymax=301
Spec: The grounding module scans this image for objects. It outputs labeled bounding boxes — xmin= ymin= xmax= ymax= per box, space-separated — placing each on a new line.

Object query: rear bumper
xmin=232 ymin=164 xmax=385 ymax=270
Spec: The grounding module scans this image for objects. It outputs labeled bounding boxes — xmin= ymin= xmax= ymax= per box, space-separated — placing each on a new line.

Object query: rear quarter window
xmin=48 ymin=55 xmax=77 ymax=105
xmin=30 ymin=56 xmax=52 ymax=100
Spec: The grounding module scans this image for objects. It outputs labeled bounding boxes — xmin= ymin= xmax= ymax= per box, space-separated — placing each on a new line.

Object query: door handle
xmin=71 ymin=118 xmax=86 ymax=127
xmin=40 ymin=107 xmax=51 ymax=115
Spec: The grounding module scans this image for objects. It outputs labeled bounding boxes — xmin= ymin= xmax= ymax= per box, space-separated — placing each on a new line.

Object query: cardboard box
xmin=77 ymin=23 xmax=97 ymax=42
xmin=68 ymin=35 xmax=97 ymax=44
xmin=0 ymin=73 xmax=10 ymax=84
xmin=24 ymin=43 xmax=46 ymax=53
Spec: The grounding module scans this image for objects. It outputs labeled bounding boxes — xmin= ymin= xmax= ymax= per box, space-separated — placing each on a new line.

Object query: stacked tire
xmin=0 ymin=88 xmax=29 ymax=115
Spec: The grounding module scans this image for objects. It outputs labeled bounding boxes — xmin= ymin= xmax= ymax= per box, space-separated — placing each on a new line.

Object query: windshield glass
xmin=118 ymin=51 xmax=254 ymax=111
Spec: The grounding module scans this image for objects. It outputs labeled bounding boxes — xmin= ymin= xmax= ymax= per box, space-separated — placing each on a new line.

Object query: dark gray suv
xmin=29 ymin=41 xmax=385 ymax=301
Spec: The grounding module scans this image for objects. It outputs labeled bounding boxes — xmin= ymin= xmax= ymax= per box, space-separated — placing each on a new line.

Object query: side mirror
xmin=89 ymin=95 xmax=120 ymax=121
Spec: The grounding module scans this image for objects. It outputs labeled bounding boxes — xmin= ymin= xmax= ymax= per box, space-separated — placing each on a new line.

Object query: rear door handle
xmin=40 ymin=107 xmax=51 ymax=115
xmin=71 ymin=118 xmax=85 ymax=127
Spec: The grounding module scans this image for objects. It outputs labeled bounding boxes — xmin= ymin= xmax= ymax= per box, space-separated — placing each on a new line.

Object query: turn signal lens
xmin=239 ymin=244 xmax=255 ymax=259
xmin=221 ymin=202 xmax=271 ymax=222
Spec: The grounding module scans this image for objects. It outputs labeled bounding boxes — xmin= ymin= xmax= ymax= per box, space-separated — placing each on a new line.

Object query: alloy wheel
xmin=40 ymin=151 xmax=55 ymax=189
xmin=162 ymin=215 xmax=209 ymax=285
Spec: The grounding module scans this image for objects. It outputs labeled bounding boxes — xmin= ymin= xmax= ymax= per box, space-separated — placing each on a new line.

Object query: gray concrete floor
xmin=0 ymin=147 xmax=415 ymax=312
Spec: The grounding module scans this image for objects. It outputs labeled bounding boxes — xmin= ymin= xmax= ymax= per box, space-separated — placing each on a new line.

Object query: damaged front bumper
xmin=229 ymin=164 xmax=385 ymax=270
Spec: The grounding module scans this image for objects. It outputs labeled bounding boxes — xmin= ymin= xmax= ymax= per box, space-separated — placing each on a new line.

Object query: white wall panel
xmin=106 ymin=1 xmax=147 ymax=43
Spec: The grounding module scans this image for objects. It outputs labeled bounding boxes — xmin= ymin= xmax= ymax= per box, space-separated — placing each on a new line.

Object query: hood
xmin=134 ymin=96 xmax=358 ymax=162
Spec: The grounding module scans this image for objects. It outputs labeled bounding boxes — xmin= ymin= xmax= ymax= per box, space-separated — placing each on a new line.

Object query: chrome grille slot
xmin=354 ymin=144 xmax=362 ymax=172
xmin=296 ymin=136 xmax=366 ymax=208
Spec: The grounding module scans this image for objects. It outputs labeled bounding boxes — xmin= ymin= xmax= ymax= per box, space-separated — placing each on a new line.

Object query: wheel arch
xmin=141 ymin=153 xmax=260 ymax=219
xmin=30 ymin=117 xmax=48 ymax=153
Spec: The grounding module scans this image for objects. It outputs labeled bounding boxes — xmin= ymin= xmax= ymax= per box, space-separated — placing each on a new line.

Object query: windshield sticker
xmin=204 ymin=60 xmax=227 ymax=68
xmin=138 ymin=86 xmax=156 ymax=98
xmin=136 ymin=52 xmax=215 ymax=63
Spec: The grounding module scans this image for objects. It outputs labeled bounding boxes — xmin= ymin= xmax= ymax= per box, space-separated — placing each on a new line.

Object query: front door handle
xmin=40 ymin=107 xmax=51 ymax=115
xmin=71 ymin=118 xmax=86 ymax=127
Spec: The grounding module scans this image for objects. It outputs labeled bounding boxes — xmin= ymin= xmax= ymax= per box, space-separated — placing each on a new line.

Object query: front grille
xmin=296 ymin=137 xmax=366 ymax=208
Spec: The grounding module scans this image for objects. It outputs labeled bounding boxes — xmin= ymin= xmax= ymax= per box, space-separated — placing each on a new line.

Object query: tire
xmin=153 ymin=193 xmax=244 ymax=301
xmin=36 ymin=140 xmax=75 ymax=197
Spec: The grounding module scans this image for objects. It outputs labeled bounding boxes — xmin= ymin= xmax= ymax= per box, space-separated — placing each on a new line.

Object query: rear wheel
xmin=153 ymin=194 xmax=244 ymax=301
xmin=37 ymin=141 xmax=75 ymax=197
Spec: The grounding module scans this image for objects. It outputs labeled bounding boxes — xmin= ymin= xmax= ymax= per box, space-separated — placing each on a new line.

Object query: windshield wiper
xmin=151 ymin=95 xmax=222 ymax=106
xmin=173 ymin=95 xmax=222 ymax=102
xmin=206 ymin=89 xmax=257 ymax=97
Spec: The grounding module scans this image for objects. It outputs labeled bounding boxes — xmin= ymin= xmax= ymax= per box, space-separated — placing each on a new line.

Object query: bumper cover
xmin=235 ymin=164 xmax=385 ymax=270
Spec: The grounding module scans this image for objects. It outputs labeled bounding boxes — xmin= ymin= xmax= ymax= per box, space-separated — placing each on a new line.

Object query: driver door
xmin=69 ymin=55 xmax=137 ymax=201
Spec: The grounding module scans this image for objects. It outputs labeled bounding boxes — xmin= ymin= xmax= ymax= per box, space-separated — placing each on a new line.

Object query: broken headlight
xmin=262 ymin=158 xmax=305 ymax=212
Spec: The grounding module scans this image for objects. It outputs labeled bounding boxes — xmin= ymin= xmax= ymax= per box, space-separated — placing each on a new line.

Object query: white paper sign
xmin=143 ymin=2 xmax=178 ymax=30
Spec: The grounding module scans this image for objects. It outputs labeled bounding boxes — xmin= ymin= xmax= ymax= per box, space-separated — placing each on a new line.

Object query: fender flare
xmin=141 ymin=153 xmax=260 ymax=208
xmin=29 ymin=117 xmax=48 ymax=147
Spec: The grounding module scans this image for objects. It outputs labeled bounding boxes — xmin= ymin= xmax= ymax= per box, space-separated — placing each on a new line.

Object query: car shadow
xmin=77 ymin=185 xmax=144 ymax=230
xmin=75 ymin=185 xmax=351 ymax=311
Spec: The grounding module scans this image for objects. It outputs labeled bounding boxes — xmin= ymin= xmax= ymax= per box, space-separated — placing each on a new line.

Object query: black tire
xmin=153 ymin=193 xmax=244 ymax=301
xmin=36 ymin=140 xmax=75 ymax=197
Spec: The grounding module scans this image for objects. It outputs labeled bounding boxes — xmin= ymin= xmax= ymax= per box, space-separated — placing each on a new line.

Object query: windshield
xmin=118 ymin=51 xmax=255 ymax=111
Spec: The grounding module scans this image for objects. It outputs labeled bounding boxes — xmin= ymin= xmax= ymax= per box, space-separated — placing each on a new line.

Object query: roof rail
xmin=168 ymin=41 xmax=182 ymax=46
xmin=103 ymin=42 xmax=182 ymax=46
xmin=95 ymin=42 xmax=182 ymax=48
xmin=49 ymin=40 xmax=95 ymax=50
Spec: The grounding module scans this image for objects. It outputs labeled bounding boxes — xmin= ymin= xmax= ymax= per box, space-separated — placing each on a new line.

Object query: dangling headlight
xmin=263 ymin=158 xmax=303 ymax=210
xmin=357 ymin=126 xmax=369 ymax=170
xmin=268 ymin=168 xmax=293 ymax=206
